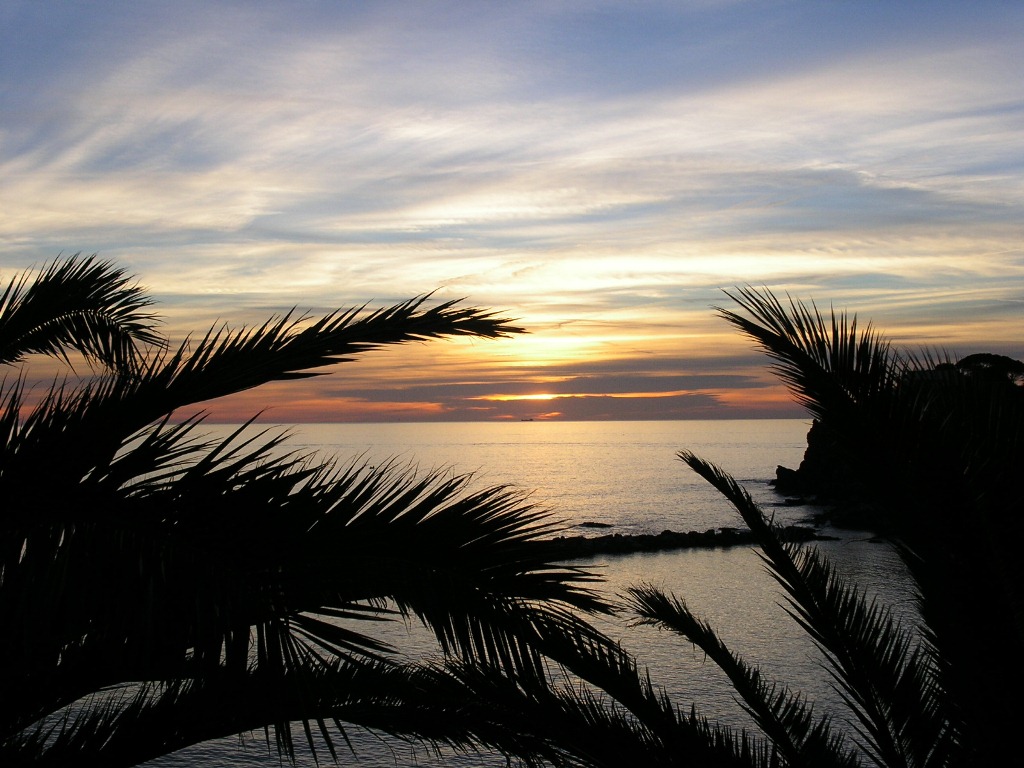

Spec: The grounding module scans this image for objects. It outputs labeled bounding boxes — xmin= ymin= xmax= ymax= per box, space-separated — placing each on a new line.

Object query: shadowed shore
xmin=540 ymin=524 xmax=832 ymax=560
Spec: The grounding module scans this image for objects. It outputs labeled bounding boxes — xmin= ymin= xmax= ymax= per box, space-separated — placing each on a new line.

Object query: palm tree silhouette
xmin=0 ymin=255 xmax=614 ymax=766
xmin=704 ymin=287 xmax=1024 ymax=765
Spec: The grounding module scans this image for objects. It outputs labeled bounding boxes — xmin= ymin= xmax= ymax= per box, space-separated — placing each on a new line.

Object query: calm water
xmin=145 ymin=419 xmax=914 ymax=767
xmin=276 ymin=418 xmax=816 ymax=534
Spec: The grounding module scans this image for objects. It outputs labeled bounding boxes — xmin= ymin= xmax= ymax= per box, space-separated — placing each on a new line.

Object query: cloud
xmin=3 ymin=1 xmax=1023 ymax=421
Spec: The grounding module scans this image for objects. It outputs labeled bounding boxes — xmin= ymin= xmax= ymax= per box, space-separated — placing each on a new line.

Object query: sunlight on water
xmin=144 ymin=419 xmax=915 ymax=767
xmin=278 ymin=419 xmax=817 ymax=533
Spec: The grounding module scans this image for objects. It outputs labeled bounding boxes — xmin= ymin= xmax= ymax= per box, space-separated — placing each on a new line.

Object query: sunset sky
xmin=3 ymin=1 xmax=1022 ymax=422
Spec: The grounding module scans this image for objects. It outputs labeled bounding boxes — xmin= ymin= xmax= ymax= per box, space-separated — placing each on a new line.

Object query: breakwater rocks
xmin=540 ymin=524 xmax=832 ymax=559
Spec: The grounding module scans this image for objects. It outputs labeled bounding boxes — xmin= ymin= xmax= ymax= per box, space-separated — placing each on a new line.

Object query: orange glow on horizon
xmin=183 ymin=395 xmax=450 ymax=423
xmin=480 ymin=393 xmax=559 ymax=402
xmin=714 ymin=386 xmax=803 ymax=415
xmin=475 ymin=390 xmax=720 ymax=402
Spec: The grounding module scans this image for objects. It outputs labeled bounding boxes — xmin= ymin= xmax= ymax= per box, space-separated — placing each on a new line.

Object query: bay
xmin=145 ymin=419 xmax=914 ymax=767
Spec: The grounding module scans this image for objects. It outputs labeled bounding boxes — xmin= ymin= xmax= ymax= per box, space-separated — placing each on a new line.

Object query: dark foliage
xmin=0 ymin=256 xmax=613 ymax=766
xmin=6 ymin=261 xmax=1016 ymax=767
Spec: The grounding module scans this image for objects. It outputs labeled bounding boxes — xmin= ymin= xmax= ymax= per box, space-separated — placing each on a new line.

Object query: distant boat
xmin=520 ymin=418 xmax=534 ymax=421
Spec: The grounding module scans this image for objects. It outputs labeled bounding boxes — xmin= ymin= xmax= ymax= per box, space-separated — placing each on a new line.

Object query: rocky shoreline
xmin=540 ymin=524 xmax=832 ymax=560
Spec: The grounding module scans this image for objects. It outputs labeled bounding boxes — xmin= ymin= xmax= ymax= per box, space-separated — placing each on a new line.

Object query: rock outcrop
xmin=771 ymin=419 xmax=887 ymax=530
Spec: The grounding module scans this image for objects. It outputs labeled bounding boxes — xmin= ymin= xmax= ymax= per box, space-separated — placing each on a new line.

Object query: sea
xmin=144 ymin=419 xmax=916 ymax=767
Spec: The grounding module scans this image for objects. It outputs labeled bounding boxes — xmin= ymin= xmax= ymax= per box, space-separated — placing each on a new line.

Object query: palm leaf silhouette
xmin=629 ymin=582 xmax=860 ymax=768
xmin=677 ymin=453 xmax=949 ymax=767
xmin=716 ymin=287 xmax=1024 ymax=765
xmin=0 ymin=254 xmax=163 ymax=370
xmin=0 ymin=256 xmax=616 ymax=765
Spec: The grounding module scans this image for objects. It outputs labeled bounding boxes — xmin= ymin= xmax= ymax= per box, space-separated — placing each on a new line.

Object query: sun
xmin=483 ymin=393 xmax=559 ymax=402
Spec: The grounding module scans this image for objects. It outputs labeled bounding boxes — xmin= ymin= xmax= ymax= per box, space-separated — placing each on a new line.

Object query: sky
xmin=2 ymin=0 xmax=1023 ymax=422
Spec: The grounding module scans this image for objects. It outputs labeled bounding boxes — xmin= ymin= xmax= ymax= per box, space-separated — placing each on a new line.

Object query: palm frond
xmin=1 ymin=414 xmax=616 ymax=749
xmin=436 ymin=657 xmax=771 ymax=768
xmin=718 ymin=286 xmax=1024 ymax=764
xmin=4 ymin=258 xmax=605 ymax=765
xmin=487 ymin=602 xmax=784 ymax=767
xmin=0 ymin=255 xmax=164 ymax=371
xmin=629 ymin=584 xmax=861 ymax=768
xmin=678 ymin=451 xmax=949 ymax=768
xmin=149 ymin=292 xmax=522 ymax=402
xmin=0 ymin=295 xmax=524 ymax=489
xmin=716 ymin=287 xmax=902 ymax=423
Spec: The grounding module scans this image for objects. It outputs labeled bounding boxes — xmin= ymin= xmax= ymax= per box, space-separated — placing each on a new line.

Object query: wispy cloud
xmin=3 ymin=1 xmax=1022 ymax=420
